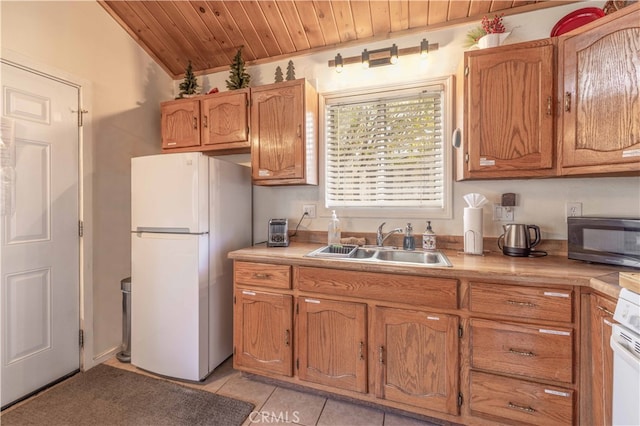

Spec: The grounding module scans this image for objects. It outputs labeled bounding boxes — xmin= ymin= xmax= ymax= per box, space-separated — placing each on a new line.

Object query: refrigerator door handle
xmin=135 ymin=227 xmax=207 ymax=235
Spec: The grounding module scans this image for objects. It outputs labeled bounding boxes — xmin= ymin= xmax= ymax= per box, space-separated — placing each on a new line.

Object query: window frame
xmin=319 ymin=76 xmax=454 ymax=220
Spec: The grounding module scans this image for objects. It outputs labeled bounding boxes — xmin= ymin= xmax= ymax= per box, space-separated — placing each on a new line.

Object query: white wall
xmin=1 ymin=1 xmax=173 ymax=363
xmin=188 ymin=1 xmax=640 ymax=243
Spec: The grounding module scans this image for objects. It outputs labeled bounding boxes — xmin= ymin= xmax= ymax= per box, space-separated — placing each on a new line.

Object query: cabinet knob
xmin=564 ymin=92 xmax=572 ymax=112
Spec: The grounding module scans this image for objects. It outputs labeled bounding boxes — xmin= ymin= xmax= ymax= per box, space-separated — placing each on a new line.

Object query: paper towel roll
xmin=464 ymin=207 xmax=483 ymax=255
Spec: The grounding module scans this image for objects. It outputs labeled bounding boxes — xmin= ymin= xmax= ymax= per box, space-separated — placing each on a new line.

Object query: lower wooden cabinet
xmin=233 ymin=288 xmax=293 ymax=376
xmin=588 ymin=293 xmax=616 ymax=425
xmin=374 ymin=306 xmax=460 ymax=415
xmin=297 ymin=297 xmax=367 ymax=393
xmin=232 ymin=261 xmax=602 ymax=425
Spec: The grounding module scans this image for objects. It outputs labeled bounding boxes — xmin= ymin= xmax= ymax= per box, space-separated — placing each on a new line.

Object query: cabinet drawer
xmin=471 ymin=319 xmax=573 ymax=383
xmin=470 ymin=282 xmax=573 ymax=322
xmin=234 ymin=261 xmax=291 ymax=289
xmin=297 ymin=266 xmax=458 ymax=309
xmin=470 ymin=371 xmax=574 ymax=426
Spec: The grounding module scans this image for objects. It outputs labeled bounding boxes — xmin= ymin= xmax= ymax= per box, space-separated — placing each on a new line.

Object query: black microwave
xmin=568 ymin=217 xmax=640 ymax=269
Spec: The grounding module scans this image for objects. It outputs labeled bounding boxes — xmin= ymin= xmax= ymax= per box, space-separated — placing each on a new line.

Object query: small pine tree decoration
xmin=226 ymin=47 xmax=251 ymax=90
xmin=274 ymin=66 xmax=284 ymax=83
xmin=178 ymin=60 xmax=199 ymax=98
xmin=285 ymin=60 xmax=295 ymax=81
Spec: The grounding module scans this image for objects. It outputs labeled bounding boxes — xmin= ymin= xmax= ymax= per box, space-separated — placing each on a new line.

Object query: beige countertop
xmin=229 ymin=243 xmax=633 ymax=299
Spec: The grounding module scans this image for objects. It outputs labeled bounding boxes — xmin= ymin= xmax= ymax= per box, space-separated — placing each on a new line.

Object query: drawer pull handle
xmin=253 ymin=273 xmax=271 ymax=279
xmin=193 ymin=117 xmax=198 ymax=129
xmin=359 ymin=341 xmax=365 ymax=360
xmin=596 ymin=305 xmax=615 ymax=316
xmin=508 ymin=402 xmax=536 ymax=413
xmin=379 ymin=346 xmax=384 ymax=364
xmin=506 ymin=300 xmax=536 ymax=308
xmin=509 ymin=348 xmax=536 ymax=357
xmin=284 ymin=329 xmax=290 ymax=346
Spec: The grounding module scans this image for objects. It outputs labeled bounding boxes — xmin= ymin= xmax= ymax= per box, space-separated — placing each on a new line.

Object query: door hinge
xmin=464 ymin=66 xmax=469 ymax=76
xmin=233 ymin=295 xmax=236 ymax=304
xmin=233 ymin=346 xmax=236 ymax=356
xmin=458 ymin=392 xmax=463 ymax=407
xmin=72 ymin=109 xmax=89 ymax=127
xmin=79 ymin=329 xmax=84 ymax=348
xmin=458 ymin=325 xmax=463 ymax=338
xmin=465 ymin=153 xmax=469 ymax=163
xmin=78 ymin=220 xmax=84 ymax=237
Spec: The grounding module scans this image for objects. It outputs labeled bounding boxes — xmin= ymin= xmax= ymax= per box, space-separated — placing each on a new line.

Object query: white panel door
xmin=1 ymin=62 xmax=80 ymax=407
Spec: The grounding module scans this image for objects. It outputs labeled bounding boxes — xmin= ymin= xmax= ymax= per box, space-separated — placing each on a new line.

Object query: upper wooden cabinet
xmin=250 ymin=79 xmax=318 ymax=186
xmin=558 ymin=5 xmax=640 ymax=176
xmin=459 ymin=39 xmax=556 ymax=180
xmin=161 ymin=89 xmax=250 ymax=154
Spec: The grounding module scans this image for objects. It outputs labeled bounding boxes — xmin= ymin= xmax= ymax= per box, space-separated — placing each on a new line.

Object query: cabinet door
xmin=251 ymin=79 xmax=317 ymax=185
xmin=297 ymin=297 xmax=367 ymax=393
xmin=560 ymin=8 xmax=640 ymax=174
xmin=161 ymin=98 xmax=201 ymax=149
xmin=462 ymin=40 xmax=555 ymax=179
xmin=233 ymin=288 xmax=293 ymax=376
xmin=590 ymin=294 xmax=616 ymax=426
xmin=374 ymin=306 xmax=459 ymax=415
xmin=201 ymin=89 xmax=249 ymax=149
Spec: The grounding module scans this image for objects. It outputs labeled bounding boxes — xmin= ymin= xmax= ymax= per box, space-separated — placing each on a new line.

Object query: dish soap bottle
xmin=423 ymin=221 xmax=436 ymax=250
xmin=403 ymin=223 xmax=415 ymax=251
xmin=328 ymin=210 xmax=341 ymax=246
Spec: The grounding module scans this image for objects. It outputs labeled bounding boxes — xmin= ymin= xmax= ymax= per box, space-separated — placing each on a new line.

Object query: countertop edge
xmin=229 ymin=243 xmax=631 ymax=300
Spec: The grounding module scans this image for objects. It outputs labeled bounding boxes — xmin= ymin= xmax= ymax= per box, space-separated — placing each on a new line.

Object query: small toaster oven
xmin=268 ymin=219 xmax=289 ymax=247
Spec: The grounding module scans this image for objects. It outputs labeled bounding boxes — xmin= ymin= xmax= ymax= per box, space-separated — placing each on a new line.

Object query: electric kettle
xmin=497 ymin=224 xmax=542 ymax=257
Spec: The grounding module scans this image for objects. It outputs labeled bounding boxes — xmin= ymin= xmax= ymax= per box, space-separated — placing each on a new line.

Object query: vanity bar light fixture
xmin=329 ymin=39 xmax=438 ymax=71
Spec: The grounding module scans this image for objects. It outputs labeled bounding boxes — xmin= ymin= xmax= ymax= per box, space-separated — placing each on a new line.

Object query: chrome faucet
xmin=376 ymin=222 xmax=404 ymax=247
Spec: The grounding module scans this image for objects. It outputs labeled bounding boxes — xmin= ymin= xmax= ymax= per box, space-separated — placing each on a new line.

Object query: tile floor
xmin=104 ymin=356 xmax=441 ymax=426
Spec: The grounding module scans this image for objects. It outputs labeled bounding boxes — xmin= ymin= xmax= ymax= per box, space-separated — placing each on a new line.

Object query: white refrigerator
xmin=130 ymin=152 xmax=251 ymax=381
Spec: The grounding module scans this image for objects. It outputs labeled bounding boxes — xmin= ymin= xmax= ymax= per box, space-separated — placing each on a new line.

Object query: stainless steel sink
xmin=306 ymin=246 xmax=452 ymax=267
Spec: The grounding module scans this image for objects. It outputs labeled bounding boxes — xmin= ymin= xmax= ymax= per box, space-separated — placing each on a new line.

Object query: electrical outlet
xmin=493 ymin=204 xmax=515 ymax=221
xmin=302 ymin=204 xmax=316 ymax=219
xmin=566 ymin=202 xmax=582 ymax=219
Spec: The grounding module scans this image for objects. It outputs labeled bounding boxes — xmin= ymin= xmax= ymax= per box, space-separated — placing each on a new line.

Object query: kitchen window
xmin=322 ymin=77 xmax=452 ymax=218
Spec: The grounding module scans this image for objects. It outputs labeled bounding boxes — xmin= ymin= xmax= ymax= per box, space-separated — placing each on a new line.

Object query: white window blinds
xmin=325 ymin=85 xmax=445 ymax=208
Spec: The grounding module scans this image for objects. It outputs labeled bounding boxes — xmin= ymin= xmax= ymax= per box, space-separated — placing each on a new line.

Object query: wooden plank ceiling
xmin=99 ymin=1 xmax=576 ymax=79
